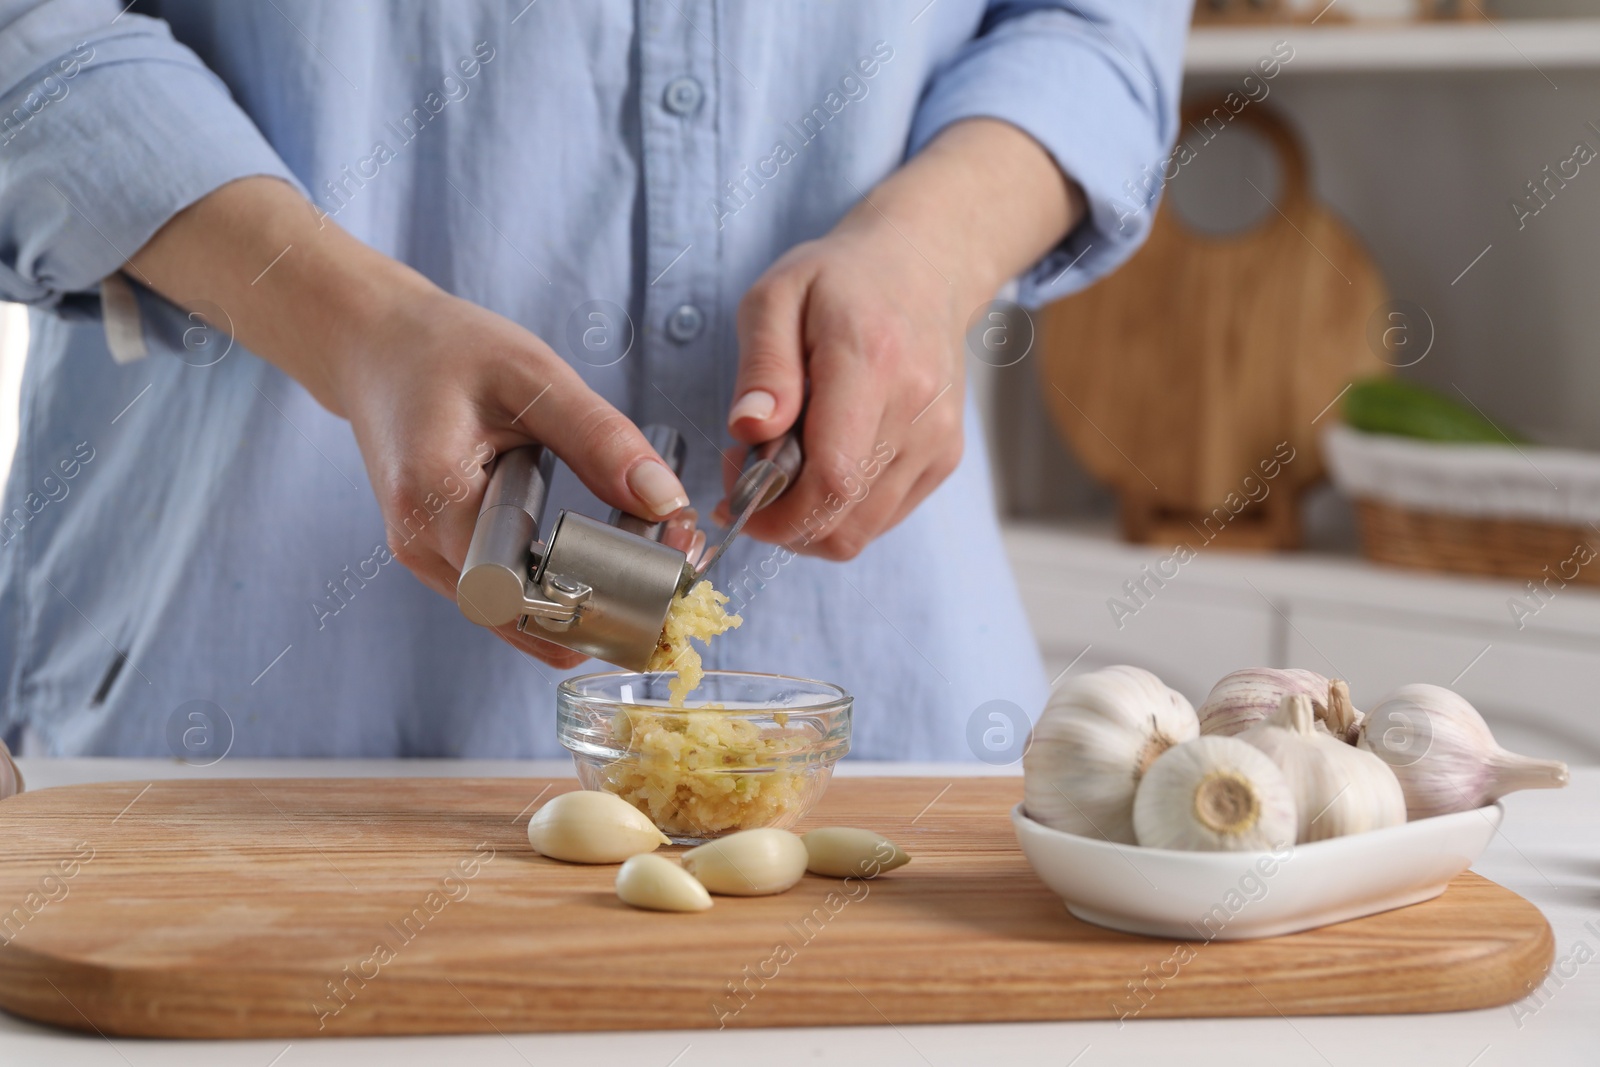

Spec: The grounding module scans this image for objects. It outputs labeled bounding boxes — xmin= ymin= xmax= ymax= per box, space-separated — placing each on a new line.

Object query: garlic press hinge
xmin=514 ymin=574 xmax=593 ymax=633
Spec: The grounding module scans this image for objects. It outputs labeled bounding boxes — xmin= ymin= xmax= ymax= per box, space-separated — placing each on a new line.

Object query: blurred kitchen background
xmin=5 ymin=1 xmax=1599 ymax=764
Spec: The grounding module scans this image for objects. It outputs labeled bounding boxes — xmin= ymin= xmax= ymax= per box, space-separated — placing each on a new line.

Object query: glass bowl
xmin=556 ymin=670 xmax=852 ymax=844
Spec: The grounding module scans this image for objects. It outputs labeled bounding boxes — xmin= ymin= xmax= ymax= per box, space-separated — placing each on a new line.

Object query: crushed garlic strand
xmin=646 ymin=580 xmax=742 ymax=706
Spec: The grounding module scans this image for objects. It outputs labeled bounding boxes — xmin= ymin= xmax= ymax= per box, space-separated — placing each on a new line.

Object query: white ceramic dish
xmin=1012 ymin=802 xmax=1502 ymax=941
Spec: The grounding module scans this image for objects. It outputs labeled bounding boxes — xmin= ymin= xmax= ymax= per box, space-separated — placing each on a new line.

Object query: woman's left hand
xmin=719 ymin=118 xmax=1084 ymax=560
xmin=717 ymin=221 xmax=971 ymax=561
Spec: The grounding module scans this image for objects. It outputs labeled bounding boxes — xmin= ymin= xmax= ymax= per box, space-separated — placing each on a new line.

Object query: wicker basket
xmin=1354 ymin=500 xmax=1600 ymax=587
xmin=1324 ymin=424 xmax=1600 ymax=586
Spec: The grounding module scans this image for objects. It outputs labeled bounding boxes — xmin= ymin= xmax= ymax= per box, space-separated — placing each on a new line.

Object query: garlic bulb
xmin=1133 ymin=736 xmax=1299 ymax=851
xmin=0 ymin=738 xmax=21 ymax=800
xmin=1358 ymin=684 xmax=1569 ymax=819
xmin=526 ymin=790 xmax=670 ymax=863
xmin=616 ymin=854 xmax=713 ymax=912
xmin=681 ymin=828 xmax=808 ymax=896
xmin=1023 ymin=665 xmax=1199 ymax=844
xmin=1197 ymin=668 xmax=1331 ymax=737
xmin=1240 ymin=694 xmax=1405 ymax=842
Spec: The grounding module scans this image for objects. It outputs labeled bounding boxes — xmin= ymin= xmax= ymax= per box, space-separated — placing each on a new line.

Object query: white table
xmin=3 ymin=760 xmax=1595 ymax=1067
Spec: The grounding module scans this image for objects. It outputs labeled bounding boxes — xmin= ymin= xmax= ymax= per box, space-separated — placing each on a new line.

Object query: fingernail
xmin=728 ymin=389 xmax=777 ymax=427
xmin=627 ymin=460 xmax=690 ymax=517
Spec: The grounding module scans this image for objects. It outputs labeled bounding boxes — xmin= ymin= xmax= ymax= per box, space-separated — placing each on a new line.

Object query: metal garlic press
xmin=456 ymin=425 xmax=801 ymax=670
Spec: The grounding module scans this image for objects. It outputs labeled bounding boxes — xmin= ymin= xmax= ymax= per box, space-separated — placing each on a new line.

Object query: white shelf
xmin=1186 ymin=18 xmax=1600 ymax=74
xmin=1002 ymin=520 xmax=1600 ymax=637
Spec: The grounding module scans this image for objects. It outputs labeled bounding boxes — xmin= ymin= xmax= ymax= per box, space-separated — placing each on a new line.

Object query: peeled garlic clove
xmin=681 ymin=828 xmax=808 ymax=895
xmin=801 ymin=827 xmax=910 ymax=879
xmin=526 ymin=790 xmax=670 ymax=864
xmin=1198 ymin=668 xmax=1331 ymax=737
xmin=1241 ymin=694 xmax=1405 ymax=843
xmin=1023 ymin=665 xmax=1199 ymax=844
xmin=1358 ymin=684 xmax=1569 ymax=819
xmin=616 ymin=853 xmax=713 ymax=912
xmin=1133 ymin=735 xmax=1298 ymax=851
xmin=0 ymin=738 xmax=22 ymax=800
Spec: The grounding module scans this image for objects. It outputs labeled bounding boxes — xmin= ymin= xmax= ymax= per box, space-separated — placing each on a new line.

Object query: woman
xmin=0 ymin=1 xmax=1185 ymax=760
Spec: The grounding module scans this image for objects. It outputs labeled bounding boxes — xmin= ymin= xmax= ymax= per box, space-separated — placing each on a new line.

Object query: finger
xmin=388 ymin=528 xmax=465 ymax=603
xmin=804 ymin=381 xmax=961 ymax=557
xmin=519 ymin=363 xmax=689 ymax=520
xmin=718 ymin=442 xmax=751 ymax=506
xmin=739 ymin=340 xmax=883 ymax=549
xmin=799 ymin=444 xmax=918 ymax=561
xmin=880 ymin=463 xmax=949 ymax=537
xmin=802 ymin=435 xmax=963 ymax=560
xmin=874 ymin=388 xmax=964 ymax=536
xmin=660 ymin=508 xmax=699 ymax=557
xmin=710 ymin=439 xmax=753 ymax=528
xmin=430 ymin=446 xmax=496 ymax=572
xmin=729 ymin=273 xmax=809 ymax=444
xmin=493 ymin=623 xmax=590 ymax=670
xmin=362 ymin=421 xmax=491 ymax=575
xmin=660 ymin=509 xmax=708 ymax=568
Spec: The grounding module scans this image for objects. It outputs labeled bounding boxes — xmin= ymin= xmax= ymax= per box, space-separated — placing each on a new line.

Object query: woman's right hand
xmin=130 ymin=177 xmax=689 ymax=668
xmin=334 ymin=286 xmax=694 ymax=667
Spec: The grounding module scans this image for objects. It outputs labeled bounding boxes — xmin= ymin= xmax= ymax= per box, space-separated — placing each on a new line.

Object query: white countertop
xmin=3 ymin=759 xmax=1596 ymax=1067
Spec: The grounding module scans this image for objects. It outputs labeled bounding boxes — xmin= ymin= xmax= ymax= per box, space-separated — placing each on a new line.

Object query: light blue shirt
xmin=0 ymin=0 xmax=1187 ymax=759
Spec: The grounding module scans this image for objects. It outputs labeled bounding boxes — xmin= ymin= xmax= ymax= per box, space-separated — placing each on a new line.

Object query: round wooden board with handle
xmin=1038 ymin=100 xmax=1388 ymax=549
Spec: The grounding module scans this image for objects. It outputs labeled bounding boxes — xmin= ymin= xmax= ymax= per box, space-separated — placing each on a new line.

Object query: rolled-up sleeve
xmin=0 ymin=0 xmax=301 ymax=310
xmin=909 ymin=0 xmax=1190 ymax=306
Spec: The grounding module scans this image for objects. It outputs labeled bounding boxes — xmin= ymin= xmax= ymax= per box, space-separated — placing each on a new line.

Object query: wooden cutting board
xmin=0 ymin=777 xmax=1551 ymax=1037
xmin=1037 ymin=100 xmax=1389 ymax=550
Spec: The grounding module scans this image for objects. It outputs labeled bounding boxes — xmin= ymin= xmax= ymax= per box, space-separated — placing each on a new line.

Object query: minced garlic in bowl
xmin=556 ymin=671 xmax=852 ymax=843
xmin=598 ymin=709 xmax=810 ymax=838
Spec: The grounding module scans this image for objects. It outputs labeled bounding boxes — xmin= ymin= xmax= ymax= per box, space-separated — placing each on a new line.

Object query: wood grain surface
xmin=0 ymin=776 xmax=1552 ymax=1038
xmin=1037 ymin=100 xmax=1388 ymax=550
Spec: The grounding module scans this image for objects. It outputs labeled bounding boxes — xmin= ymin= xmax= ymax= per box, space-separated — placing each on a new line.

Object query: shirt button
xmin=665 ymin=303 xmax=704 ymax=344
xmin=662 ymin=76 xmax=704 ymax=116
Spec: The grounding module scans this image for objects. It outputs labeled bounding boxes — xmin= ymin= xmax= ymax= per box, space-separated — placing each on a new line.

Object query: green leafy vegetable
xmin=1342 ymin=377 xmax=1528 ymax=445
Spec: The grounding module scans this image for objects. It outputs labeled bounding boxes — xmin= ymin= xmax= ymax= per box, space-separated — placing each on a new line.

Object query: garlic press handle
xmin=456 ymin=445 xmax=562 ymax=627
xmin=458 ymin=426 xmax=693 ymax=630
xmin=731 ymin=429 xmax=803 ymax=515
xmin=690 ymin=426 xmax=804 ymax=584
